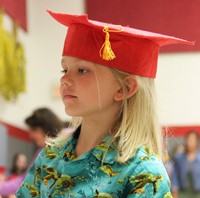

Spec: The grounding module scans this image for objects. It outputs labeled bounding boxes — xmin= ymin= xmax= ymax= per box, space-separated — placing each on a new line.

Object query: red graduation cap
xmin=48 ymin=10 xmax=194 ymax=78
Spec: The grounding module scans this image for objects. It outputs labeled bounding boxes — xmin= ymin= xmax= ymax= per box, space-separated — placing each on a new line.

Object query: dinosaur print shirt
xmin=16 ymin=129 xmax=172 ymax=198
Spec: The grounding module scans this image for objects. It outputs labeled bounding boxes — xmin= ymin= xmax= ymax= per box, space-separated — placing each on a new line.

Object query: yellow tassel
xmin=100 ymin=26 xmax=123 ymax=61
xmin=100 ymin=27 xmax=115 ymax=61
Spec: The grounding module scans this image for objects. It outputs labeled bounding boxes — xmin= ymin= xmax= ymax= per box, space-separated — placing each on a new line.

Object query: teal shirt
xmin=16 ymin=129 xmax=172 ymax=198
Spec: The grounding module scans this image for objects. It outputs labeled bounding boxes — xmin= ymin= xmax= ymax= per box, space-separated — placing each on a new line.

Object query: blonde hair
xmin=47 ymin=68 xmax=162 ymax=163
xmin=111 ymin=69 xmax=162 ymax=163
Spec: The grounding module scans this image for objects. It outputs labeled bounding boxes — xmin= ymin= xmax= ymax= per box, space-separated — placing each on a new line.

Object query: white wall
xmin=0 ymin=0 xmax=85 ymax=128
xmin=156 ymin=52 xmax=200 ymax=126
xmin=0 ymin=0 xmax=200 ymax=128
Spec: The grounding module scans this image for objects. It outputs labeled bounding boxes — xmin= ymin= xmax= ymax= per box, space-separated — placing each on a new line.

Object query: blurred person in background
xmin=25 ymin=107 xmax=65 ymax=148
xmin=174 ymin=143 xmax=185 ymax=156
xmin=171 ymin=131 xmax=200 ymax=198
xmin=5 ymin=153 xmax=28 ymax=181
xmin=162 ymin=142 xmax=173 ymax=180
xmin=0 ymin=107 xmax=66 ymax=197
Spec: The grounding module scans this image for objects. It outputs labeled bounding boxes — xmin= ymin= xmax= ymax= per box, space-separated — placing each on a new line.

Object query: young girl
xmin=16 ymin=11 xmax=193 ymax=197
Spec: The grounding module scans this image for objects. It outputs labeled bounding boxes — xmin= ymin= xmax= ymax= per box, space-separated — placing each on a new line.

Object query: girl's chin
xmin=64 ymin=108 xmax=81 ymax=117
xmin=64 ymin=105 xmax=99 ymax=117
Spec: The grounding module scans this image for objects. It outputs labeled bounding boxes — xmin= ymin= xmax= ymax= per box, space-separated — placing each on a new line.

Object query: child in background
xmin=171 ymin=131 xmax=200 ymax=198
xmin=0 ymin=108 xmax=66 ymax=197
xmin=17 ymin=11 xmax=193 ymax=197
xmin=6 ymin=153 xmax=28 ymax=181
xmin=0 ymin=153 xmax=27 ymax=198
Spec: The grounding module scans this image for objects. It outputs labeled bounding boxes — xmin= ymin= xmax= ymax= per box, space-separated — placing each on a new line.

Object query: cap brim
xmin=47 ymin=10 xmax=195 ymax=46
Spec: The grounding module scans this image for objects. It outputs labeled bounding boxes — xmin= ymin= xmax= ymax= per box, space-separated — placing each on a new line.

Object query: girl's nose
xmin=60 ymin=74 xmax=73 ymax=87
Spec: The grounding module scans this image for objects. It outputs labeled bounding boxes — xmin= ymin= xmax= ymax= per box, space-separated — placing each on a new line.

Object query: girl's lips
xmin=63 ymin=94 xmax=77 ymax=99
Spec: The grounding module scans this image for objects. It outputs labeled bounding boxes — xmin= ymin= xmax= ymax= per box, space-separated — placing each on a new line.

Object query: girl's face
xmin=60 ymin=56 xmax=121 ymax=117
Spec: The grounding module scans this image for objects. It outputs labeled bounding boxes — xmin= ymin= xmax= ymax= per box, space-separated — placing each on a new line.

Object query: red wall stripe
xmin=163 ymin=126 xmax=200 ymax=137
xmin=0 ymin=166 xmax=6 ymax=173
xmin=0 ymin=121 xmax=32 ymax=142
xmin=1 ymin=121 xmax=199 ymax=141
xmin=86 ymin=0 xmax=199 ymax=52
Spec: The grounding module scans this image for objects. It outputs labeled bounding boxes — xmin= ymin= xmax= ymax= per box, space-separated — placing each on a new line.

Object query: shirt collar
xmin=92 ymin=135 xmax=117 ymax=164
xmin=66 ymin=126 xmax=117 ymax=164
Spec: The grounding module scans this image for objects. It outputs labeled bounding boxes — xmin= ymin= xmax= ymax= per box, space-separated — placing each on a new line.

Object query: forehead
xmin=61 ymin=56 xmax=93 ymax=66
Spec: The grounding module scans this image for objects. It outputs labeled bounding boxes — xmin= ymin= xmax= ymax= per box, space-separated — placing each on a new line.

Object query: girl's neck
xmin=75 ymin=111 xmax=117 ymax=157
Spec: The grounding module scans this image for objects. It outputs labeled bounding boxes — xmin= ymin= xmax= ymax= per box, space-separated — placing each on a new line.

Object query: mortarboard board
xmin=47 ymin=10 xmax=194 ymax=78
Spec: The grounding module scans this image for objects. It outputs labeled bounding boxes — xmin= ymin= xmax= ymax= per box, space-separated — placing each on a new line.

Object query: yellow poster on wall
xmin=0 ymin=9 xmax=26 ymax=101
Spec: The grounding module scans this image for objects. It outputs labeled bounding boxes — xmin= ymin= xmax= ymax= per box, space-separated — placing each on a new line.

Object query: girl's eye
xmin=61 ymin=69 xmax=67 ymax=74
xmin=78 ymin=68 xmax=89 ymax=74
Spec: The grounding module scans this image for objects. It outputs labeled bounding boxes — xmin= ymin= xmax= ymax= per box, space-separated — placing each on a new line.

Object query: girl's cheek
xmin=80 ymin=74 xmax=95 ymax=84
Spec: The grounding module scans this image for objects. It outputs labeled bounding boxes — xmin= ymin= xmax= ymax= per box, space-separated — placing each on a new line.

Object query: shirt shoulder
xmin=16 ymin=143 xmax=70 ymax=197
xmin=125 ymin=145 xmax=172 ymax=198
xmin=128 ymin=146 xmax=169 ymax=180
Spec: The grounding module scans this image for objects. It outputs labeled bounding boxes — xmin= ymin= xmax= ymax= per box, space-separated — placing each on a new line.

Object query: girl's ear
xmin=114 ymin=75 xmax=138 ymax=101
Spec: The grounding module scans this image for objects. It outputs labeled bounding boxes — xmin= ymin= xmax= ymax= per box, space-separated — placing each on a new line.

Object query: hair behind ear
xmin=110 ymin=68 xmax=161 ymax=163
